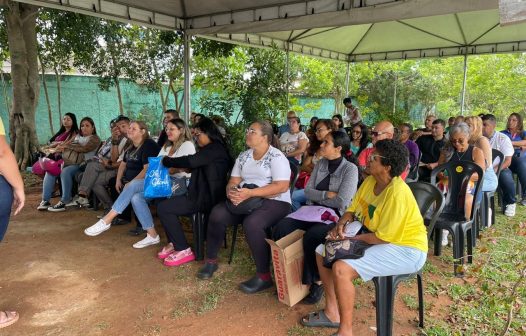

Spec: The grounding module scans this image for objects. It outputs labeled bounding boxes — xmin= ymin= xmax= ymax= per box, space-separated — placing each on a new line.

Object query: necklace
xmin=455 ymin=150 xmax=467 ymax=161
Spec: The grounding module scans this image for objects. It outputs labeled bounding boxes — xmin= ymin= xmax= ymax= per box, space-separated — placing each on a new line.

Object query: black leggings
xmin=206 ymin=199 xmax=291 ymax=273
xmin=273 ymin=218 xmax=334 ymax=285
xmin=156 ymin=196 xmax=199 ymax=250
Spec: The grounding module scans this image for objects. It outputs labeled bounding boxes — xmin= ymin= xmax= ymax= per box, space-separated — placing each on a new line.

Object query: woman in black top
xmin=157 ymin=118 xmax=232 ymax=267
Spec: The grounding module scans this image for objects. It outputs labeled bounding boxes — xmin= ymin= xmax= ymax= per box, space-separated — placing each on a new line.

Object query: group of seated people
xmin=32 ymin=103 xmax=525 ymax=335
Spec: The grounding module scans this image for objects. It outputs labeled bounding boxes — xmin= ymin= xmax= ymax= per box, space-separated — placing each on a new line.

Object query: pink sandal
xmin=163 ymin=248 xmax=195 ymax=267
xmin=157 ymin=245 xmax=176 ymax=259
xmin=0 ymin=311 xmax=19 ymax=329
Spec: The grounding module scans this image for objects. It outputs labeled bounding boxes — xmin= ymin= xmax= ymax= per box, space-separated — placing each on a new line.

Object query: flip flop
xmin=0 ymin=311 xmax=19 ymax=329
xmin=300 ymin=310 xmax=340 ymax=328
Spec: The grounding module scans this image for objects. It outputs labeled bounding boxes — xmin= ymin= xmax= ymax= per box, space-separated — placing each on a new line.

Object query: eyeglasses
xmin=245 ymin=128 xmax=258 ymax=135
xmin=368 ymin=153 xmax=387 ymax=162
xmin=315 ymin=127 xmax=328 ymax=133
xmin=371 ymin=130 xmax=390 ymax=137
xmin=450 ymin=138 xmax=465 ymax=144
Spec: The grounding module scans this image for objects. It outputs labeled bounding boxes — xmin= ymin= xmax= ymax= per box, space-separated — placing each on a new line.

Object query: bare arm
xmin=286 ymin=138 xmax=309 ymax=159
xmin=300 ymin=153 xmax=314 ymax=173
xmin=0 ymin=135 xmax=25 ymax=215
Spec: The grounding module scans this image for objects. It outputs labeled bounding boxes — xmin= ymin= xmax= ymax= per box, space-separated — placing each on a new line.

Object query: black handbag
xmin=322 ymin=239 xmax=372 ymax=268
xmin=225 ymin=183 xmax=264 ymax=215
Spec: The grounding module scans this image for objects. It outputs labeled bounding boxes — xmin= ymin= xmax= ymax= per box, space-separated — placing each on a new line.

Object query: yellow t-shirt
xmin=347 ymin=176 xmax=428 ymax=252
xmin=0 ymin=119 xmax=5 ymax=135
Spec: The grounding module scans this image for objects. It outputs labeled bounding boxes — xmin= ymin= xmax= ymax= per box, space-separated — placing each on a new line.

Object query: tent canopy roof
xmin=15 ymin=0 xmax=526 ymax=61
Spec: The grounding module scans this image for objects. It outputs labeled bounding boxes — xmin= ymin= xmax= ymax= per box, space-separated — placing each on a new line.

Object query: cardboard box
xmin=266 ymin=229 xmax=310 ymax=307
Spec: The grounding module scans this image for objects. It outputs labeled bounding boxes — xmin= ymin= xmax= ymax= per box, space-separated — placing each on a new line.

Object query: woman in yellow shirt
xmin=301 ymin=139 xmax=427 ymax=336
xmin=0 ymin=119 xmax=25 ymax=329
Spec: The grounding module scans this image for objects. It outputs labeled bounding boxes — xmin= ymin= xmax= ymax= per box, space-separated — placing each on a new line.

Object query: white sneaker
xmin=76 ymin=196 xmax=90 ymax=206
xmin=84 ymin=219 xmax=111 ymax=236
xmin=37 ymin=200 xmax=51 ymax=211
xmin=66 ymin=196 xmax=80 ymax=207
xmin=441 ymin=230 xmax=449 ymax=247
xmin=47 ymin=201 xmax=66 ymax=212
xmin=132 ymin=234 xmax=160 ymax=249
xmin=505 ymin=203 xmax=516 ymax=217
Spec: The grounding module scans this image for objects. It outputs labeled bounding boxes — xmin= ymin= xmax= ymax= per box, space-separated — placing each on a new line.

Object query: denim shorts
xmin=316 ymin=243 xmax=427 ymax=282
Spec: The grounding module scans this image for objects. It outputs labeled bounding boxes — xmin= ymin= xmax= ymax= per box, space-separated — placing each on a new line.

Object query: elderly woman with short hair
xmin=301 ymin=140 xmax=427 ymax=336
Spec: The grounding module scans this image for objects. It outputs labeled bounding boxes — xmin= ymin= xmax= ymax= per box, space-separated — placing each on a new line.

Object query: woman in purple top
xmin=501 ymin=113 xmax=526 ymax=202
xmin=399 ymin=123 xmax=421 ymax=179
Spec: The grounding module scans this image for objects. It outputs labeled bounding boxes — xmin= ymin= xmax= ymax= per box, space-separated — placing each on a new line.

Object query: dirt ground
xmin=0 ymin=189 xmax=452 ymax=336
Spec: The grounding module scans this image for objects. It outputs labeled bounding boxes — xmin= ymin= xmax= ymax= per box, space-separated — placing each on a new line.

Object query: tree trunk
xmin=0 ymin=71 xmax=10 ymax=116
xmin=5 ymin=1 xmax=40 ymax=169
xmin=114 ymin=77 xmax=124 ymax=115
xmin=41 ymin=63 xmax=54 ymax=134
xmin=54 ymin=67 xmax=62 ymax=120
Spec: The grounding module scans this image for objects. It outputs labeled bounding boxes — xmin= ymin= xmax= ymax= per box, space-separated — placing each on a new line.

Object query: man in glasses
xmin=357 ymin=121 xmax=395 ymax=176
xmin=482 ymin=114 xmax=516 ymax=216
xmin=416 ymin=118 xmax=446 ymax=182
xmin=278 ymin=110 xmax=297 ymax=137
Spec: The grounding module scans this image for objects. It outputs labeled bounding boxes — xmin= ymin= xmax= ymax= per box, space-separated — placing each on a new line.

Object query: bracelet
xmin=111 ymin=140 xmax=120 ymax=146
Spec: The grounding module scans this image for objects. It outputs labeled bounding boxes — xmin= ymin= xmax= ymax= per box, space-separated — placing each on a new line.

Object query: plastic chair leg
xmin=452 ymin=228 xmax=464 ymax=276
xmin=373 ymin=276 xmax=395 ymax=336
xmin=192 ymin=213 xmax=205 ymax=261
xmin=228 ymin=223 xmax=239 ymax=264
xmin=417 ymin=273 xmax=424 ymax=328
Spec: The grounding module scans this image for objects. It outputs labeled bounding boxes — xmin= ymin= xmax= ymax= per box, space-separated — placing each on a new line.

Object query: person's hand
xmin=326 ymin=191 xmax=337 ymax=199
xmin=115 ymin=180 xmax=123 ymax=193
xmin=12 ymin=187 xmax=25 ymax=216
xmin=111 ymin=127 xmax=121 ymax=140
xmin=229 ymin=187 xmax=253 ymax=206
xmin=327 ymin=218 xmax=347 ymax=241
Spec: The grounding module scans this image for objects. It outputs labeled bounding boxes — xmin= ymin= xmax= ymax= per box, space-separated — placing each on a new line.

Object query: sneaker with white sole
xmin=441 ymin=230 xmax=449 ymax=247
xmin=505 ymin=203 xmax=516 ymax=217
xmin=66 ymin=197 xmax=80 ymax=207
xmin=84 ymin=219 xmax=111 ymax=236
xmin=76 ymin=196 xmax=90 ymax=207
xmin=47 ymin=201 xmax=66 ymax=212
xmin=163 ymin=248 xmax=195 ymax=267
xmin=132 ymin=234 xmax=161 ymax=249
xmin=37 ymin=200 xmax=51 ymax=211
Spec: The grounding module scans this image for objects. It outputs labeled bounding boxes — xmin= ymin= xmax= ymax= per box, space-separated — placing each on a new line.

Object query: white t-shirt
xmin=232 ymin=146 xmax=292 ymax=203
xmin=279 ymin=131 xmax=309 ymax=162
xmin=158 ymin=141 xmax=196 ymax=178
xmin=487 ymin=131 xmax=514 ymax=168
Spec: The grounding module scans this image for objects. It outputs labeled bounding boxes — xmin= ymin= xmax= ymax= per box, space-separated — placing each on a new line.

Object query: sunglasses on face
xmin=450 ymin=138 xmax=465 ymax=144
xmin=368 ymin=153 xmax=386 ymax=162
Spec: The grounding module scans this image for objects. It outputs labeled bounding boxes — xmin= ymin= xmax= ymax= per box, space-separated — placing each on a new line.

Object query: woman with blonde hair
xmin=84 ymin=120 xmax=163 ymax=247
xmin=465 ymin=116 xmax=498 ymax=193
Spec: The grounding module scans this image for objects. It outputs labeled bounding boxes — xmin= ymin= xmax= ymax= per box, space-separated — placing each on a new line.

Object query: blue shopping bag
xmin=144 ymin=157 xmax=172 ymax=198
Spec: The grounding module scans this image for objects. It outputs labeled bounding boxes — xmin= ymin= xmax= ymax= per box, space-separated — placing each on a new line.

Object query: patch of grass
xmin=402 ymin=294 xmax=419 ymax=311
xmin=95 ymin=321 xmax=110 ymax=330
xmin=286 ymin=325 xmax=323 ymax=336
xmin=423 ymin=204 xmax=526 ymax=335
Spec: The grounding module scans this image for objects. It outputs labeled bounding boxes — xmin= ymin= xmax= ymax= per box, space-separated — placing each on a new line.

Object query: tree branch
xmin=499 ymin=264 xmax=526 ymax=336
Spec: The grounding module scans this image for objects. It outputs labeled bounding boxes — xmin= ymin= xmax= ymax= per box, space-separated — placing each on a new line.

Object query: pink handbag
xmin=38 ymin=157 xmax=64 ymax=176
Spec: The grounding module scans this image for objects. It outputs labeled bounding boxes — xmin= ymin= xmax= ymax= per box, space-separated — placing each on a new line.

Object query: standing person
xmin=343 ymin=97 xmax=362 ymax=125
xmin=197 ymin=121 xmax=291 ymax=294
xmin=157 ymin=109 xmax=180 ymax=147
xmin=501 ymin=112 xmax=526 ymax=205
xmin=0 ymin=118 xmax=25 ymax=329
xmin=349 ymin=123 xmax=372 ymax=157
xmin=40 ymin=117 xmax=101 ymax=211
xmin=279 ymin=116 xmax=309 ymax=166
xmin=155 ymin=118 xmax=231 ymax=266
xmin=416 ymin=119 xmax=446 ymax=182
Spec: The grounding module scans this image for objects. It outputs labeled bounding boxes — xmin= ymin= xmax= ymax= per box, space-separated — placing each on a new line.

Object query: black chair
xmin=406 ymin=150 xmax=423 ymax=183
xmin=430 ymin=161 xmax=484 ymax=276
xmin=192 ymin=212 xmax=208 ymax=261
xmin=228 ymin=161 xmax=299 ymax=264
xmin=480 ymin=149 xmax=504 ymax=230
xmin=371 ymin=181 xmax=444 ymax=336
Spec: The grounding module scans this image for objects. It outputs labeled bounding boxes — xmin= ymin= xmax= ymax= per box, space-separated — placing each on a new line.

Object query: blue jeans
xmin=111 ymin=179 xmax=154 ymax=230
xmin=499 ymin=168 xmax=517 ymax=206
xmin=509 ymin=154 xmax=526 ymax=198
xmin=291 ymin=188 xmax=307 ymax=212
xmin=42 ymin=164 xmax=80 ymax=202
xmin=0 ymin=175 xmax=14 ymax=242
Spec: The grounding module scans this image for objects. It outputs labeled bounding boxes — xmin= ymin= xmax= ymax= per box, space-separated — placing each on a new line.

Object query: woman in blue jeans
xmin=502 ymin=113 xmax=526 ymax=204
xmin=0 ymin=118 xmax=25 ymax=329
xmin=84 ymin=119 xmax=167 ymax=248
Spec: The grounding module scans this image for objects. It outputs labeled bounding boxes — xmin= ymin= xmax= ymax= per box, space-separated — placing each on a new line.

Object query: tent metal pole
xmin=285 ymin=43 xmax=290 ymax=110
xmin=345 ymin=62 xmax=350 ymax=96
xmin=183 ymin=31 xmax=192 ymax=123
xmin=460 ymin=54 xmax=468 ymax=115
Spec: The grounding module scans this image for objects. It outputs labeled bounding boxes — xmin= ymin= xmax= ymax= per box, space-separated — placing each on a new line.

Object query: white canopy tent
xmin=14 ymin=0 xmax=526 ymax=117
